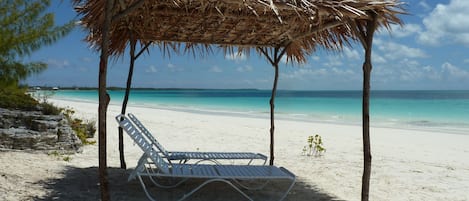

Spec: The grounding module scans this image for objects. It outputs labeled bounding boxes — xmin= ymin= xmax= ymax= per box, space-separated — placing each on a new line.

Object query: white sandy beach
xmin=1 ymin=98 xmax=469 ymax=201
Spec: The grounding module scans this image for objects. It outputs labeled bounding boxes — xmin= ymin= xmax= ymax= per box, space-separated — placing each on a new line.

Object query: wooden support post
xmin=98 ymin=0 xmax=114 ymax=200
xmin=258 ymin=46 xmax=288 ymax=166
xmin=118 ymin=39 xmax=137 ymax=169
xmin=360 ymin=12 xmax=378 ymax=201
xmin=118 ymin=41 xmax=151 ymax=169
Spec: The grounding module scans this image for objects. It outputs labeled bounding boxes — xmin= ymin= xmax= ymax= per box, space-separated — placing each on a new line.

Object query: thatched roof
xmin=74 ymin=0 xmax=404 ymax=63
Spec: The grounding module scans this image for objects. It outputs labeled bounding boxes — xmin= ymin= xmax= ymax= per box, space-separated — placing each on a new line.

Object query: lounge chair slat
xmin=128 ymin=113 xmax=267 ymax=163
xmin=116 ymin=114 xmax=295 ymax=200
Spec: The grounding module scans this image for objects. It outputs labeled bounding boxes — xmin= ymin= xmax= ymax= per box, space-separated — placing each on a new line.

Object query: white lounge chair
xmin=116 ymin=114 xmax=296 ymax=201
xmin=126 ymin=113 xmax=267 ymax=165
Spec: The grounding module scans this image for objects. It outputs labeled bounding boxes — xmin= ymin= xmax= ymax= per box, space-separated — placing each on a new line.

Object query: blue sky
xmin=25 ymin=0 xmax=469 ymax=90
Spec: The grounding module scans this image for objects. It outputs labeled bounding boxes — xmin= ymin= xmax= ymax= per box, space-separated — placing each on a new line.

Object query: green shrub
xmin=47 ymin=150 xmax=72 ymax=162
xmin=0 ymin=88 xmax=38 ymax=110
xmin=39 ymin=102 xmax=62 ymax=115
xmin=62 ymin=107 xmax=96 ymax=145
xmin=73 ymin=119 xmax=96 ymax=145
xmin=0 ymin=88 xmax=97 ymax=145
xmin=302 ymin=134 xmax=326 ymax=157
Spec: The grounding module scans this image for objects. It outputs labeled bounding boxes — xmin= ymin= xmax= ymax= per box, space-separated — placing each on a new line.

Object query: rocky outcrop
xmin=0 ymin=108 xmax=82 ymax=153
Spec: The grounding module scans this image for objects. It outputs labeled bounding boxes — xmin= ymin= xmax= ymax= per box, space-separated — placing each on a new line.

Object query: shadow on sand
xmin=34 ymin=166 xmax=344 ymax=201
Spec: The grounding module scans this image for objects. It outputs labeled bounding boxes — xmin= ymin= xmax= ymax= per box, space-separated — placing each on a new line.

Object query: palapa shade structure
xmin=73 ymin=0 xmax=403 ymax=200
xmin=76 ymin=0 xmax=403 ymax=61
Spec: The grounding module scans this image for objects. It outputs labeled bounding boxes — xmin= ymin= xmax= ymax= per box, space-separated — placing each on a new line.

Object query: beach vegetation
xmin=62 ymin=156 xmax=72 ymax=162
xmin=38 ymin=102 xmax=62 ymax=115
xmin=302 ymin=134 xmax=326 ymax=157
xmin=0 ymin=0 xmax=74 ymax=89
xmin=28 ymin=90 xmax=62 ymax=115
xmin=32 ymin=93 xmax=97 ymax=145
xmin=0 ymin=87 xmax=38 ymax=110
xmin=62 ymin=107 xmax=97 ymax=145
xmin=31 ymin=91 xmax=97 ymax=145
xmin=47 ymin=150 xmax=72 ymax=162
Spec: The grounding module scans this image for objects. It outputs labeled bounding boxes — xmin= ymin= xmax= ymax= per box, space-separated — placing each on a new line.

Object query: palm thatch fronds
xmin=74 ymin=0 xmax=404 ymax=63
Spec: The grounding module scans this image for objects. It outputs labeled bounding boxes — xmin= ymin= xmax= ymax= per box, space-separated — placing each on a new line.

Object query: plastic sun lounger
xmin=116 ymin=114 xmax=296 ymax=201
xmin=126 ymin=113 xmax=268 ymax=165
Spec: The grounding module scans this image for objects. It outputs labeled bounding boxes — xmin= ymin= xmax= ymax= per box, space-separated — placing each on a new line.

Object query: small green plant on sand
xmin=62 ymin=107 xmax=97 ymax=145
xmin=48 ymin=150 xmax=72 ymax=162
xmin=62 ymin=156 xmax=72 ymax=162
xmin=302 ymin=134 xmax=326 ymax=157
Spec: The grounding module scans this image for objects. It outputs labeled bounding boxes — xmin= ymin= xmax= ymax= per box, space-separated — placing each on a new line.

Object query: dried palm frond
xmin=73 ymin=0 xmax=404 ymax=63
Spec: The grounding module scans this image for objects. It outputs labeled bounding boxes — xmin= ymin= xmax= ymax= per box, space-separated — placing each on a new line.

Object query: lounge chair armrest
xmin=256 ymin=153 xmax=268 ymax=160
xmin=279 ymin=167 xmax=296 ymax=179
xmin=115 ymin=114 xmax=125 ymax=123
xmin=167 ymin=153 xmax=187 ymax=160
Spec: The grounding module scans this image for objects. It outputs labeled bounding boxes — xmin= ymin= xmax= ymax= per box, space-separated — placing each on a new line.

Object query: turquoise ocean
xmin=50 ymin=89 xmax=469 ymax=135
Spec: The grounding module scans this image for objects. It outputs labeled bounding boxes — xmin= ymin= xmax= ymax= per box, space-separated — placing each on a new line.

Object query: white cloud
xmin=281 ymin=68 xmax=328 ymax=80
xmin=388 ymin=24 xmax=422 ymax=38
xmin=372 ymin=52 xmax=387 ymax=64
xmin=422 ymin=65 xmax=442 ymax=81
xmin=373 ymin=65 xmax=395 ymax=81
xmin=419 ymin=0 xmax=431 ymax=11
xmin=374 ymin=60 xmax=469 ymax=86
xmin=225 ymin=52 xmax=247 ymax=62
xmin=342 ymin=47 xmax=360 ymax=60
xmin=236 ymin=65 xmax=253 ymax=72
xmin=167 ymin=63 xmax=183 ymax=72
xmin=418 ymin=0 xmax=469 ymax=46
xmin=399 ymin=66 xmax=425 ymax=81
xmin=377 ymin=41 xmax=427 ymax=59
xmin=464 ymin=59 xmax=469 ymax=63
xmin=46 ymin=59 xmax=70 ymax=68
xmin=281 ymin=55 xmax=288 ymax=64
xmin=209 ymin=65 xmax=223 ymax=73
xmin=373 ymin=59 xmax=431 ymax=83
xmin=331 ymin=67 xmax=356 ymax=76
xmin=375 ymin=59 xmax=425 ymax=82
xmin=323 ymin=56 xmax=344 ymax=67
xmin=441 ymin=62 xmax=469 ymax=79
xmin=145 ymin=65 xmax=158 ymax=73
xmin=282 ymin=65 xmax=360 ymax=81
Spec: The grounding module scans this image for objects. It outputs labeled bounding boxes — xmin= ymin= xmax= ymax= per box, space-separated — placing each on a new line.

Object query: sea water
xmin=48 ymin=89 xmax=469 ymax=135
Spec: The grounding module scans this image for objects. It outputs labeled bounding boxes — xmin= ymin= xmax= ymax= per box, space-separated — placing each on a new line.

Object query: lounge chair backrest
xmin=116 ymin=114 xmax=171 ymax=174
xmin=128 ymin=113 xmax=170 ymax=157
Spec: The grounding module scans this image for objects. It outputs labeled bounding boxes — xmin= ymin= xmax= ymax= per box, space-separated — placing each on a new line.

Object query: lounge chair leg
xmin=137 ymin=174 xmax=158 ymax=201
xmin=144 ymin=165 xmax=188 ymax=189
xmin=193 ymin=159 xmax=222 ymax=165
xmin=129 ymin=154 xmax=149 ymax=181
xmin=278 ymin=178 xmax=296 ymax=201
xmin=234 ymin=179 xmax=270 ymax=190
xmin=178 ymin=179 xmax=254 ymax=201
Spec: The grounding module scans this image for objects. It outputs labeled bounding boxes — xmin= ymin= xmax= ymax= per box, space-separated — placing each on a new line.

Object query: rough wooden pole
xmin=118 ymin=39 xmax=137 ymax=169
xmin=361 ymin=12 xmax=378 ymax=201
xmin=269 ymin=51 xmax=279 ymax=166
xmin=118 ymin=41 xmax=151 ymax=169
xmin=98 ymin=0 xmax=114 ymax=200
xmin=258 ymin=47 xmax=288 ymax=166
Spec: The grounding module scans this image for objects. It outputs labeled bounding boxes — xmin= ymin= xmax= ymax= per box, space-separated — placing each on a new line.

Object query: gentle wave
xmin=43 ymin=89 xmax=469 ymax=135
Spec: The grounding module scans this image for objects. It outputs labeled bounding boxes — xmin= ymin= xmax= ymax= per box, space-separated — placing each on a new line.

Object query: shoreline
xmin=51 ymin=95 xmax=469 ymax=135
xmin=2 ymin=98 xmax=468 ymax=200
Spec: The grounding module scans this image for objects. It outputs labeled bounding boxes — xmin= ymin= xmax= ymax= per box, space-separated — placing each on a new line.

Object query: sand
xmin=1 ymin=98 xmax=468 ymax=201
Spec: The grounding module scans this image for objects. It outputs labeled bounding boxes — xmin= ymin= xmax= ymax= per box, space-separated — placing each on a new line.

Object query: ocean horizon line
xmin=29 ymin=86 xmax=469 ymax=92
xmin=45 ymin=89 xmax=469 ymax=135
